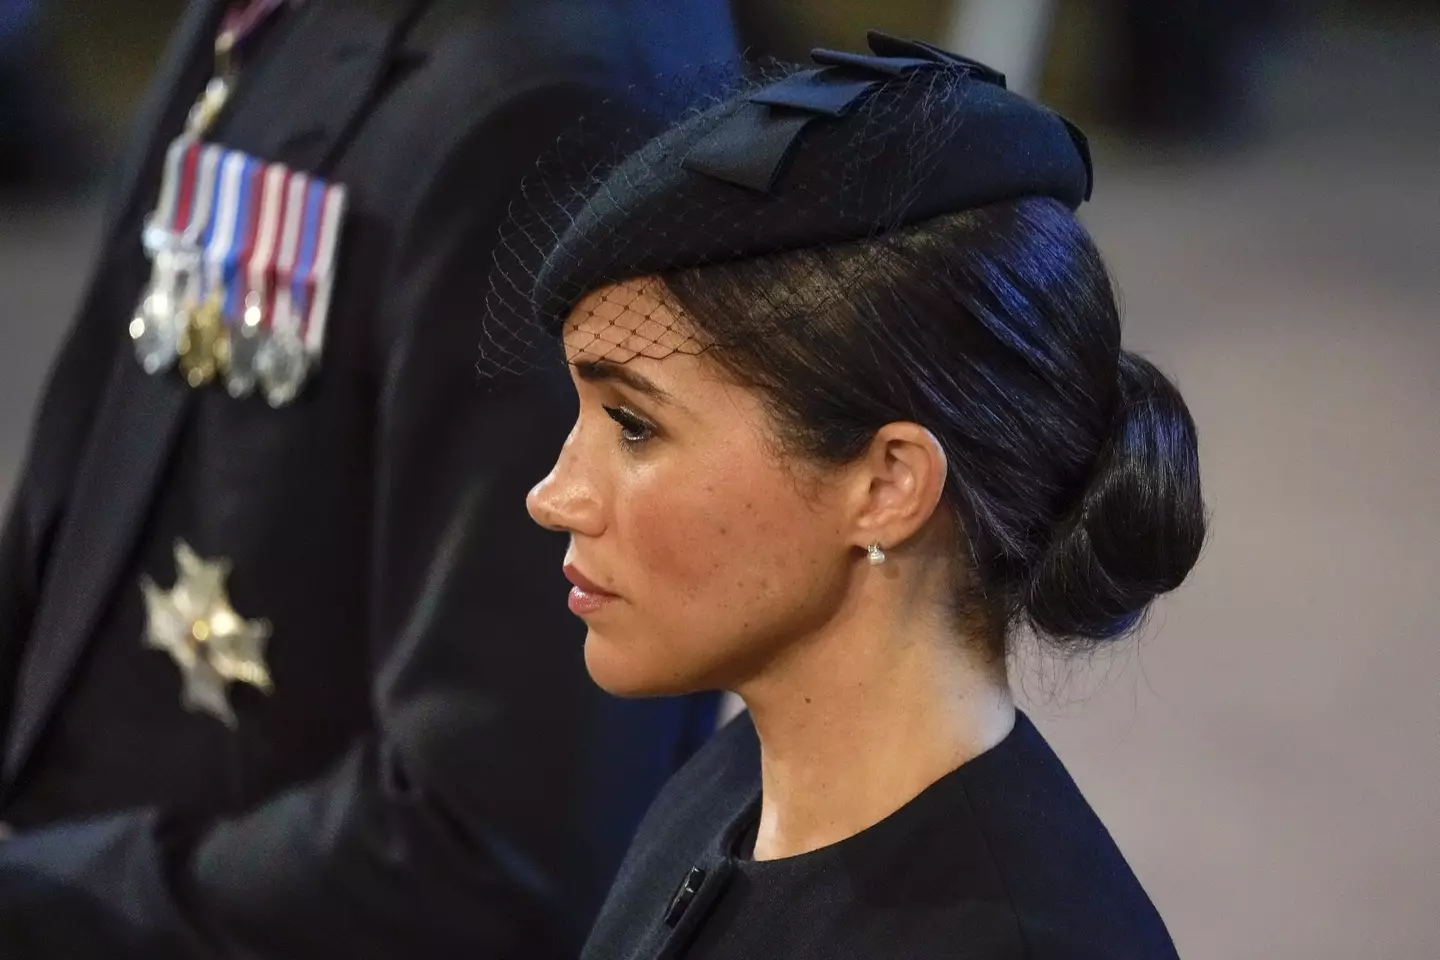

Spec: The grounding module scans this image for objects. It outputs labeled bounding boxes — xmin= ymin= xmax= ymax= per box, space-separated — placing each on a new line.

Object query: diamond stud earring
xmin=866 ymin=542 xmax=886 ymax=566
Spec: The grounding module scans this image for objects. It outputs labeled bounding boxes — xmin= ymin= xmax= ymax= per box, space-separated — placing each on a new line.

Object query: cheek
xmin=612 ymin=449 xmax=842 ymax=661
xmin=622 ymin=463 xmax=787 ymax=604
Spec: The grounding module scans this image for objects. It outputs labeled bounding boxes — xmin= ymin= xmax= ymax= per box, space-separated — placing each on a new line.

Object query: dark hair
xmin=663 ymin=197 xmax=1206 ymax=652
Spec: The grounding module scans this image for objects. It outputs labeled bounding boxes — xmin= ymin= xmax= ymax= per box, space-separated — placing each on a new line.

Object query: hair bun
xmin=1021 ymin=351 xmax=1206 ymax=645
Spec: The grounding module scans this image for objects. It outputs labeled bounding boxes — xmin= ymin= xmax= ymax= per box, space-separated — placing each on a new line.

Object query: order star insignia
xmin=141 ymin=540 xmax=273 ymax=728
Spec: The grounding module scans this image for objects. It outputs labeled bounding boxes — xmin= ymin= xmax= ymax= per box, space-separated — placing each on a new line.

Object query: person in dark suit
xmin=516 ymin=33 xmax=1207 ymax=958
xmin=0 ymin=1 xmax=736 ymax=957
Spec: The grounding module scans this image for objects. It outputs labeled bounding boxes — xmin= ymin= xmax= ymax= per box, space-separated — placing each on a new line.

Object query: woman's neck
xmin=737 ymin=606 xmax=1015 ymax=862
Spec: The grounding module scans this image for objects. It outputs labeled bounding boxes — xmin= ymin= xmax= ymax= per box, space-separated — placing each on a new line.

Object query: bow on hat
xmin=682 ymin=30 xmax=1091 ymax=200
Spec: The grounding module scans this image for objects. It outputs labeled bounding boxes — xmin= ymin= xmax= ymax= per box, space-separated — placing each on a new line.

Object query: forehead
xmin=563 ymin=277 xmax=706 ymax=365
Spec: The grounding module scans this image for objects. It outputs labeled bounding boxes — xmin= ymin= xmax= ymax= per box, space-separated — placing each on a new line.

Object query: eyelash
xmin=603 ymin=405 xmax=656 ymax=448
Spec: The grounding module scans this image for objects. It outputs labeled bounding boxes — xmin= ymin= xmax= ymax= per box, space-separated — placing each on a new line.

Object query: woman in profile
xmin=506 ymin=31 xmax=1205 ymax=960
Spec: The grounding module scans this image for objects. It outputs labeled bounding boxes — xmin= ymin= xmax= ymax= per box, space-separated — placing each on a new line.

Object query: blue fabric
xmin=0 ymin=1 xmax=35 ymax=41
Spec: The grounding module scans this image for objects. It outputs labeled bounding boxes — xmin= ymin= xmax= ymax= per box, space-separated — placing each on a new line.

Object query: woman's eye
xmin=603 ymin=405 xmax=655 ymax=447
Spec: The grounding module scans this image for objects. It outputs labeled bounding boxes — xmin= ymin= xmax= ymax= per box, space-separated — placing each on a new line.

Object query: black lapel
xmin=215 ymin=0 xmax=431 ymax=172
xmin=2 ymin=0 xmax=431 ymax=789
xmin=103 ymin=0 xmax=230 ymax=249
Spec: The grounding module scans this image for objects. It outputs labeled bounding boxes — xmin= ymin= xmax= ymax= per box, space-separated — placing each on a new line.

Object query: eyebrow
xmin=572 ymin=360 xmax=676 ymax=406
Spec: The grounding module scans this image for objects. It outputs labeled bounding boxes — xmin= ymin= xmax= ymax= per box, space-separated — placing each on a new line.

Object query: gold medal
xmin=177 ymin=293 xmax=230 ymax=388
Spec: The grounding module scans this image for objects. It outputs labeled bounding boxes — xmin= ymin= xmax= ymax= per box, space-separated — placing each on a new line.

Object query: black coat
xmin=584 ymin=712 xmax=1180 ymax=959
xmin=0 ymin=1 xmax=737 ymax=956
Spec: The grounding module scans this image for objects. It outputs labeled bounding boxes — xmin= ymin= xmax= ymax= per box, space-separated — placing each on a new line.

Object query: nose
xmin=526 ymin=428 xmax=604 ymax=537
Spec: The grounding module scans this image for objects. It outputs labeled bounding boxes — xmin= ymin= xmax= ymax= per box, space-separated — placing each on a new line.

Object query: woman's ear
xmin=847 ymin=422 xmax=948 ymax=552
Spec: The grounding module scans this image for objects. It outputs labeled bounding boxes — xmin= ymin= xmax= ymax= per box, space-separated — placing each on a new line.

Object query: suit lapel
xmin=103 ymin=0 xmax=230 ymax=249
xmin=217 ymin=0 xmax=429 ymax=172
xmin=2 ymin=0 xmax=431 ymax=789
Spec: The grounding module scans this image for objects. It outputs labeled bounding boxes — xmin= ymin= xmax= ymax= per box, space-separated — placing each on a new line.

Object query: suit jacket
xmin=0 ymin=1 xmax=737 ymax=956
xmin=584 ymin=712 xmax=1180 ymax=959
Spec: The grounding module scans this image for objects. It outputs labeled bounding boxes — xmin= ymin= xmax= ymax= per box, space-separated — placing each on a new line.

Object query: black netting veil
xmin=479 ymin=30 xmax=1093 ymax=380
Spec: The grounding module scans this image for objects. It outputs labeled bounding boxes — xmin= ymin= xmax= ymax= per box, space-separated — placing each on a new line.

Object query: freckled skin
xmin=527 ymin=279 xmax=855 ymax=697
xmin=529 ymin=286 xmax=1028 ymax=870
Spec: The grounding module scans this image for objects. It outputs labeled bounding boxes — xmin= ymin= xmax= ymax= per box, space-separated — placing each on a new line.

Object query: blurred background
xmin=1 ymin=1 xmax=1436 ymax=958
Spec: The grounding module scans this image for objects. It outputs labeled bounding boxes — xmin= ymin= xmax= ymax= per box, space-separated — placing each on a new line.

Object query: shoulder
xmin=622 ymin=710 xmax=759 ymax=871
xmin=351 ymin=0 xmax=735 ymax=229
xmin=648 ymin=710 xmax=761 ymax=831
xmin=386 ymin=0 xmax=738 ymax=138
xmin=956 ymin=713 xmax=1181 ymax=959
xmin=583 ymin=713 xmax=759 ymax=956
xmin=356 ymin=7 xmax=614 ymax=189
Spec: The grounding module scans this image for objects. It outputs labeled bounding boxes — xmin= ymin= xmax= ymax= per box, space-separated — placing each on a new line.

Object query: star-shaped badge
xmin=141 ymin=540 xmax=273 ymax=728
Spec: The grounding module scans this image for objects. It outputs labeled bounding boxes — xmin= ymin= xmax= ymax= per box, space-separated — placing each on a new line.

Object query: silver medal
xmin=224 ymin=293 xmax=265 ymax=398
xmin=130 ymin=245 xmax=195 ymax=375
xmin=255 ymin=326 xmax=309 ymax=407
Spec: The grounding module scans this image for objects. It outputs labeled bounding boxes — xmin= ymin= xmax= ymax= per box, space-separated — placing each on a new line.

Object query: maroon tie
xmin=220 ymin=0 xmax=289 ymax=55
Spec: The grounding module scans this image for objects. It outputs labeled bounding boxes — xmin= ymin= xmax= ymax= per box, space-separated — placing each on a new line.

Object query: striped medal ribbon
xmin=131 ymin=139 xmax=348 ymax=407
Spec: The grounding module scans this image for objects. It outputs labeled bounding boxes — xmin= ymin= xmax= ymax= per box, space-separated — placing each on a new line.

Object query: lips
xmin=563 ymin=562 xmax=619 ymax=617
xmin=563 ymin=563 xmax=616 ymax=598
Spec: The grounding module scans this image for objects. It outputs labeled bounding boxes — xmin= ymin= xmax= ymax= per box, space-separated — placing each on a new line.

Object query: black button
xmin=664 ymin=867 xmax=707 ymax=928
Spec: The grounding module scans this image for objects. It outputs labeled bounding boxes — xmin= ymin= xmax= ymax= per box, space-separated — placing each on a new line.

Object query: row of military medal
xmin=131 ymin=136 xmax=347 ymax=408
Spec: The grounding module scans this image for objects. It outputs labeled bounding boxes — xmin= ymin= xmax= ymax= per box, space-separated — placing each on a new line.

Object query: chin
xmin=583 ymin=627 xmax=704 ymax=699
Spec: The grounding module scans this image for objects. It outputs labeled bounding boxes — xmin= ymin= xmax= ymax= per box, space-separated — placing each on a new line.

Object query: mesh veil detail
xmin=478 ymin=36 xmax=1092 ymax=380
